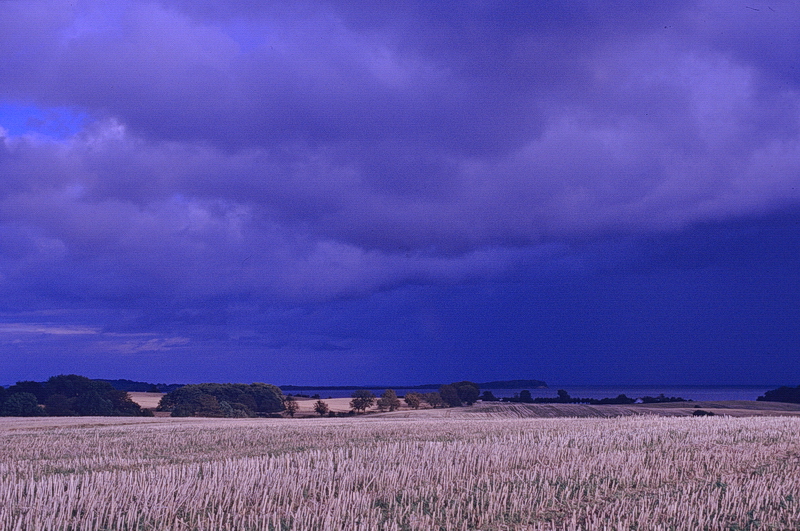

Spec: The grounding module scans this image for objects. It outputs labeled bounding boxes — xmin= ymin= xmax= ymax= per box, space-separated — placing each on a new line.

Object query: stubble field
xmin=1 ymin=414 xmax=799 ymax=530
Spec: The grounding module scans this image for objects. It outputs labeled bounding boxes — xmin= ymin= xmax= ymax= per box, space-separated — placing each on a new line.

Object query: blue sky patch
xmin=0 ymin=102 xmax=88 ymax=139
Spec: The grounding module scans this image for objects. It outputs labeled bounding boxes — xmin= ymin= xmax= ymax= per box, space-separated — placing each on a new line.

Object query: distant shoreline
xmin=279 ymin=379 xmax=548 ymax=391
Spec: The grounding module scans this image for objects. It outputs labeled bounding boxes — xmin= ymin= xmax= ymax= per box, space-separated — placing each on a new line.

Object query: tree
xmin=313 ymin=400 xmax=330 ymax=416
xmin=404 ymin=392 xmax=422 ymax=409
xmin=423 ymin=392 xmax=444 ymax=408
xmin=757 ymin=385 xmax=800 ymax=404
xmin=42 ymin=374 xmax=147 ymax=416
xmin=75 ymin=391 xmax=114 ymax=416
xmin=519 ymin=390 xmax=533 ymax=403
xmin=594 ymin=394 xmax=635 ymax=405
xmin=195 ymin=394 xmax=225 ymax=417
xmin=46 ymin=374 xmax=112 ymax=399
xmin=640 ymin=394 xmax=688 ymax=404
xmin=7 ymin=375 xmax=147 ymax=417
xmin=1 ymin=392 xmax=45 ymax=417
xmin=44 ymin=393 xmax=78 ymax=417
xmin=7 ymin=381 xmax=46 ymax=402
xmin=161 ymin=385 xmax=204 ymax=417
xmin=283 ymin=396 xmax=299 ymax=417
xmin=350 ymin=389 xmax=375 ymax=413
xmin=106 ymin=390 xmax=146 ymax=416
xmin=249 ymin=383 xmax=285 ymax=413
xmin=452 ymin=381 xmax=480 ymax=405
xmin=158 ymin=382 xmax=284 ymax=417
xmin=480 ymin=390 xmax=498 ymax=402
xmin=439 ymin=384 xmax=461 ymax=407
xmin=377 ymin=389 xmax=401 ymax=412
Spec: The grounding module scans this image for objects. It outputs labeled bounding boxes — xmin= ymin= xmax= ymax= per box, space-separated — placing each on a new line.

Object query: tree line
xmin=0 ymin=375 xmax=150 ymax=417
xmin=157 ymin=382 xmax=285 ymax=417
xmin=343 ymin=381 xmax=482 ymax=413
xmin=479 ymin=389 xmax=689 ymax=405
xmin=757 ymin=385 xmax=800 ymax=404
xmin=0 ymin=376 xmax=483 ymax=418
xmin=281 ymin=382 xmax=484 ymax=418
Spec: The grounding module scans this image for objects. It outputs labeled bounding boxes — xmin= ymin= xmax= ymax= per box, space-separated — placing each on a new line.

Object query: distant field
xmin=128 ymin=391 xmax=164 ymax=409
xmin=127 ymin=393 xmax=357 ymax=415
xmin=376 ymin=400 xmax=800 ymax=419
xmin=293 ymin=396 xmax=358 ymax=414
xmin=2 ymin=415 xmax=799 ymax=530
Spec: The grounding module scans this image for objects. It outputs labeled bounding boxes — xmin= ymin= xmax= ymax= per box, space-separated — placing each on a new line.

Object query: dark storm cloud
xmin=1 ymin=0 xmax=799 ymax=383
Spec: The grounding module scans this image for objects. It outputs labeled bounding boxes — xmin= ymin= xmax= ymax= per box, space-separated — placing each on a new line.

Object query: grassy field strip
xmin=1 ymin=416 xmax=799 ymax=530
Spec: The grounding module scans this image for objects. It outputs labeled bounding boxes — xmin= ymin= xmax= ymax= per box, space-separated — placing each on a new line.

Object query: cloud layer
xmin=1 ymin=0 xmax=799 ymax=384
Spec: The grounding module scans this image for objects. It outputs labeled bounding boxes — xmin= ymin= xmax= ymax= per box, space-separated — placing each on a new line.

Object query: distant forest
xmin=757 ymin=385 xmax=800 ymax=404
xmin=0 ymin=375 xmax=150 ymax=417
xmin=95 ymin=379 xmax=184 ymax=393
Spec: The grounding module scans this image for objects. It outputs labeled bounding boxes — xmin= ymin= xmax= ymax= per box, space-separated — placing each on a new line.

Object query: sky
xmin=1 ymin=0 xmax=799 ymax=387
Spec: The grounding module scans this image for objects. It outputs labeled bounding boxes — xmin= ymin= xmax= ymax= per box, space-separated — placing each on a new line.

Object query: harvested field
xmin=2 ymin=415 xmax=799 ymax=530
xmin=127 ymin=392 xmax=164 ymax=410
xmin=377 ymin=400 xmax=800 ymax=419
xmin=293 ymin=397 xmax=356 ymax=415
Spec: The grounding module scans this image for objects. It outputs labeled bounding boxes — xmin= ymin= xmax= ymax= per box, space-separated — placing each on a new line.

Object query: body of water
xmin=284 ymin=386 xmax=777 ymax=402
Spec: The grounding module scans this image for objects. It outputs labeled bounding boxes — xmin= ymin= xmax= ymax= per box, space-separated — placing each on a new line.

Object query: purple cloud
xmin=1 ymin=0 xmax=799 ymax=384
